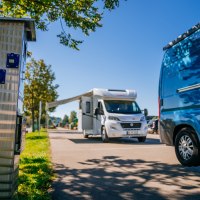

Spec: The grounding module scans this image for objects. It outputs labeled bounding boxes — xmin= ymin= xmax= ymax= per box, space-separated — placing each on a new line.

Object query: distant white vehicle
xmin=47 ymin=88 xmax=148 ymax=143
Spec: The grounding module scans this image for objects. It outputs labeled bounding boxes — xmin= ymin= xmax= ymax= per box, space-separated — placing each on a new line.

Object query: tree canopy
xmin=62 ymin=114 xmax=69 ymax=127
xmin=69 ymin=110 xmax=78 ymax=128
xmin=24 ymin=58 xmax=59 ymax=131
xmin=0 ymin=0 xmax=124 ymax=50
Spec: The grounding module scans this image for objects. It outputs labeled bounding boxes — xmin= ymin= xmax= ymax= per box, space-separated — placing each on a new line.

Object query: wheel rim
xmin=178 ymin=135 xmax=194 ymax=160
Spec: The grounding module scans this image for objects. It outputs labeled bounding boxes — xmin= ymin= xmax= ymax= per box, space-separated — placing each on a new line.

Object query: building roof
xmin=163 ymin=22 xmax=200 ymax=51
xmin=0 ymin=17 xmax=36 ymax=41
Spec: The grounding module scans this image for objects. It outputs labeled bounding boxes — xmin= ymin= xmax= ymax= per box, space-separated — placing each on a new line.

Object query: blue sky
xmin=28 ymin=0 xmax=200 ymax=118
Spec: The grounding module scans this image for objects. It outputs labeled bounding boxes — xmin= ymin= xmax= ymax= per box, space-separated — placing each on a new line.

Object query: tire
xmin=138 ymin=136 xmax=146 ymax=142
xmin=175 ymin=127 xmax=200 ymax=166
xmin=101 ymin=126 xmax=109 ymax=143
xmin=83 ymin=130 xmax=88 ymax=138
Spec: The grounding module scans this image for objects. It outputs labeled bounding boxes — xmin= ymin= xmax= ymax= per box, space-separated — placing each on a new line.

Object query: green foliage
xmin=16 ymin=130 xmax=52 ymax=200
xmin=69 ymin=110 xmax=78 ymax=128
xmin=48 ymin=116 xmax=62 ymax=128
xmin=0 ymin=0 xmax=124 ymax=49
xmin=24 ymin=58 xmax=59 ymax=131
xmin=62 ymin=114 xmax=69 ymax=127
xmin=69 ymin=110 xmax=77 ymax=124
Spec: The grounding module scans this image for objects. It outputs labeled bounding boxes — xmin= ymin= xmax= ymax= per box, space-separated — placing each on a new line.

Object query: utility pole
xmin=46 ymin=102 xmax=49 ymax=130
xmin=39 ymin=101 xmax=42 ymax=134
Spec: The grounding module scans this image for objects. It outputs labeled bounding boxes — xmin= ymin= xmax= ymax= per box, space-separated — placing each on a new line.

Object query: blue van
xmin=159 ymin=23 xmax=200 ymax=166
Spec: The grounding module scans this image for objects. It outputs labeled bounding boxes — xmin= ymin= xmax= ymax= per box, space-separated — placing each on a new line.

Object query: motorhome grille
xmin=120 ymin=123 xmax=141 ymax=129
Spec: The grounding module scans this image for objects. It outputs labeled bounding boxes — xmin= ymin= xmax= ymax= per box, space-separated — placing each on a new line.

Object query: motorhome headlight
xmin=140 ymin=116 xmax=146 ymax=121
xmin=108 ymin=116 xmax=120 ymax=121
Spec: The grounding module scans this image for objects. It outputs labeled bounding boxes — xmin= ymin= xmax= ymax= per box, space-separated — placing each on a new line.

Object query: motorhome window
xmin=86 ymin=102 xmax=90 ymax=113
xmin=79 ymin=100 xmax=82 ymax=109
xmin=108 ymin=89 xmax=126 ymax=92
xmin=104 ymin=100 xmax=141 ymax=114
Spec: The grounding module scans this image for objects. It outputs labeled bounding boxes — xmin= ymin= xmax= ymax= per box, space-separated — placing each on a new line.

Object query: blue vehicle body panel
xmin=159 ymin=27 xmax=200 ymax=146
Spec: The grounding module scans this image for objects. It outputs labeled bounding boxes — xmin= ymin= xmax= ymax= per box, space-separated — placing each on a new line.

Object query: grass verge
xmin=16 ymin=129 xmax=52 ymax=200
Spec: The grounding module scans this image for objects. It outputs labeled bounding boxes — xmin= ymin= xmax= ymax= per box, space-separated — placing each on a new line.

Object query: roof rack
xmin=163 ymin=22 xmax=200 ymax=51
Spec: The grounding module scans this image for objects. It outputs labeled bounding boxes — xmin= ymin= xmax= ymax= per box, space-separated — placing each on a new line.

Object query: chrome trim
xmin=177 ymin=83 xmax=200 ymax=93
xmin=123 ymin=128 xmax=141 ymax=131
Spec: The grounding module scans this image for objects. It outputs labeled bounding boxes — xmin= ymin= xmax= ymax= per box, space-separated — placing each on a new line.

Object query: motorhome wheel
xmin=175 ymin=128 xmax=200 ymax=166
xmin=83 ymin=130 xmax=89 ymax=138
xmin=138 ymin=137 xmax=146 ymax=142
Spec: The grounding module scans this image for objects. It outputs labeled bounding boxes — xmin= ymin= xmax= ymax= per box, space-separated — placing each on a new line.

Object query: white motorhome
xmin=47 ymin=88 xmax=148 ymax=142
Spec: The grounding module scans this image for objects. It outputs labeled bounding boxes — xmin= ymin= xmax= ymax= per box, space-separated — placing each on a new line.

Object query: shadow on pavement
xmin=50 ymin=157 xmax=200 ymax=200
xmin=69 ymin=136 xmax=161 ymax=145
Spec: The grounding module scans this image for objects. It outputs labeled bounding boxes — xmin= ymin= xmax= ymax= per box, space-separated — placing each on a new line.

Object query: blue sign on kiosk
xmin=0 ymin=69 xmax=6 ymax=84
xmin=6 ymin=53 xmax=20 ymax=68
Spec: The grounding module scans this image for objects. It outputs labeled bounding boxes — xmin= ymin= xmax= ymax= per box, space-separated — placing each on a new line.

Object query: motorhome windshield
xmin=104 ymin=100 xmax=141 ymax=114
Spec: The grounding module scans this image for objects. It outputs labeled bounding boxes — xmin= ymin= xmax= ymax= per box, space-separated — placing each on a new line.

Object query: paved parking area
xmin=49 ymin=130 xmax=200 ymax=200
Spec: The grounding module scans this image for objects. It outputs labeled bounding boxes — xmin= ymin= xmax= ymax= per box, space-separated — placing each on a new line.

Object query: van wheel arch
xmin=175 ymin=127 xmax=200 ymax=166
xmin=173 ymin=125 xmax=198 ymax=145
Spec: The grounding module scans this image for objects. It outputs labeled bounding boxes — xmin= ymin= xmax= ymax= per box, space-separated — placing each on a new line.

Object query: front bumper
xmin=105 ymin=121 xmax=148 ymax=138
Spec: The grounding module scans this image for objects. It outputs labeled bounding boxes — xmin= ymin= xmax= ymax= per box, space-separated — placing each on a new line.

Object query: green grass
xmin=16 ymin=130 xmax=53 ymax=200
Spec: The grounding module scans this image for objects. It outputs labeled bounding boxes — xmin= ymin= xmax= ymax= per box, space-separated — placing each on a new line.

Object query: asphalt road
xmin=49 ymin=130 xmax=200 ymax=200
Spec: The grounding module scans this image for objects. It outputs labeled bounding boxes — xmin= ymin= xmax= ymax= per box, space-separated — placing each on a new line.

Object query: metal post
xmin=46 ymin=102 xmax=49 ymax=130
xmin=39 ymin=101 xmax=42 ymax=134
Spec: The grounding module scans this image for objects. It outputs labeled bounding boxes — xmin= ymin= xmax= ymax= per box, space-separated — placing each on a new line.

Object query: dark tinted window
xmin=86 ymin=102 xmax=90 ymax=113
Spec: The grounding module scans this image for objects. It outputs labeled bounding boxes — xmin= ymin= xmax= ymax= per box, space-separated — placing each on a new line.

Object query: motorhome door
xmin=80 ymin=96 xmax=93 ymax=131
xmin=94 ymin=101 xmax=104 ymax=135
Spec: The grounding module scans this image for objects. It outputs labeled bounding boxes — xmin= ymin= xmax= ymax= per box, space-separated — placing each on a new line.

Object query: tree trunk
xmin=31 ymin=108 xmax=35 ymax=132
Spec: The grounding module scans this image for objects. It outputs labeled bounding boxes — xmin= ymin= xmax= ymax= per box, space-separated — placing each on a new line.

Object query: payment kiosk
xmin=0 ymin=17 xmax=36 ymax=199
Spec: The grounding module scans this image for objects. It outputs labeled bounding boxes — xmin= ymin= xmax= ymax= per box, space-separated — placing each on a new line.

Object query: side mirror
xmin=94 ymin=108 xmax=99 ymax=115
xmin=99 ymin=109 xmax=104 ymax=115
xmin=94 ymin=108 xmax=104 ymax=115
xmin=144 ymin=108 xmax=148 ymax=117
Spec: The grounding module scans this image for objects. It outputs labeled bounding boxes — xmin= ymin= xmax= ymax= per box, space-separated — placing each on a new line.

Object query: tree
xmin=24 ymin=58 xmax=59 ymax=132
xmin=62 ymin=114 xmax=69 ymax=127
xmin=69 ymin=111 xmax=78 ymax=129
xmin=0 ymin=0 xmax=124 ymax=50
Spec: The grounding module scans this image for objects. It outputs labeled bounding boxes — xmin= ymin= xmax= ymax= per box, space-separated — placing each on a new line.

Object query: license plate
xmin=127 ymin=130 xmax=138 ymax=135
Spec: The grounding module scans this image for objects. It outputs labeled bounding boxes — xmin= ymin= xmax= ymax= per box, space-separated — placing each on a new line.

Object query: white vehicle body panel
xmin=47 ymin=88 xmax=148 ymax=139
